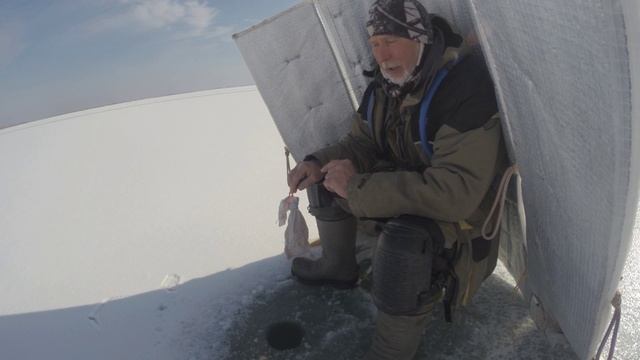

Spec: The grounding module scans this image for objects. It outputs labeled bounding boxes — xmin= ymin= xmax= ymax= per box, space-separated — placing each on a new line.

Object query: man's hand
xmin=288 ymin=160 xmax=323 ymax=194
xmin=322 ymin=159 xmax=356 ymax=199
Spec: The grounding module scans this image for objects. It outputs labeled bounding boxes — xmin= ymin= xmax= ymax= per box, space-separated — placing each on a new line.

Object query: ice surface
xmin=218 ymin=261 xmax=577 ymax=360
xmin=0 ymin=86 xmax=638 ymax=359
xmin=0 ymin=87 xmax=317 ymax=359
xmin=233 ymin=0 xmax=639 ymax=358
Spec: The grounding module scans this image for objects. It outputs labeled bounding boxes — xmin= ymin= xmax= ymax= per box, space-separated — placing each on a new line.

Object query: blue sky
xmin=0 ymin=0 xmax=299 ymax=128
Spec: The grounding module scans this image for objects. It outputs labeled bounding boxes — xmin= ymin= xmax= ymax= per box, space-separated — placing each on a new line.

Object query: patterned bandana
xmin=366 ymin=0 xmax=434 ymax=44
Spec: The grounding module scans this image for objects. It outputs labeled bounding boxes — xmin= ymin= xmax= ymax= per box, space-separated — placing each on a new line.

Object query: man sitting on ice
xmin=288 ymin=0 xmax=507 ymax=358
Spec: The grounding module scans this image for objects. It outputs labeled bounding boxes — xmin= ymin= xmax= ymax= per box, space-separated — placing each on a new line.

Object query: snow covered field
xmin=0 ymin=87 xmax=637 ymax=359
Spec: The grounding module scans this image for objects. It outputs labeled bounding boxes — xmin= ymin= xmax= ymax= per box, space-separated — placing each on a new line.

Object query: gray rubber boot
xmin=364 ymin=308 xmax=432 ymax=360
xmin=291 ymin=216 xmax=359 ymax=289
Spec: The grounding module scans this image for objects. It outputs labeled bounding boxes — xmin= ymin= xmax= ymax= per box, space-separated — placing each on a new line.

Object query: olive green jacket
xmin=311 ymin=48 xmax=508 ymax=308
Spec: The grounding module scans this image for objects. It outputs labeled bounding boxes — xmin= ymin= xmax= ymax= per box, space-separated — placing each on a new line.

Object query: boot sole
xmin=290 ymin=270 xmax=359 ymax=290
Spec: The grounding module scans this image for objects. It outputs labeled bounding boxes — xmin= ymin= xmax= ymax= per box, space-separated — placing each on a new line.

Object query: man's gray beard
xmin=381 ymin=69 xmax=412 ymax=86
xmin=380 ymin=44 xmax=425 ymax=86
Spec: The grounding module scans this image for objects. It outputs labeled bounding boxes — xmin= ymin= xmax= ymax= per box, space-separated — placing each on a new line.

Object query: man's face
xmin=369 ymin=34 xmax=422 ymax=85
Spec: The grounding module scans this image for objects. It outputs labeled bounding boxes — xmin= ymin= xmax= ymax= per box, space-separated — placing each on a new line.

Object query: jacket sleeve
xmin=309 ymin=112 xmax=380 ymax=173
xmin=346 ymin=115 xmax=502 ymax=221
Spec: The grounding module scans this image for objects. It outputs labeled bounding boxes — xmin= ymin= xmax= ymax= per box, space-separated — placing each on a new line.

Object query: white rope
xmin=481 ymin=164 xmax=525 ymax=241
xmin=482 ymin=164 xmax=528 ymax=298
xmin=594 ymin=291 xmax=622 ymax=360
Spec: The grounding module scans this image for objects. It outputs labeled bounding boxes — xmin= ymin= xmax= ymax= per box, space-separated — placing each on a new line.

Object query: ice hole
xmin=265 ymin=321 xmax=305 ymax=351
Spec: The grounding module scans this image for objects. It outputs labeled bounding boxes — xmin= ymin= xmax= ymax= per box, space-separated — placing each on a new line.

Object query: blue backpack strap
xmin=418 ymin=59 xmax=461 ymax=158
xmin=367 ymin=90 xmax=376 ymax=137
xmin=357 ymin=81 xmax=379 ymax=138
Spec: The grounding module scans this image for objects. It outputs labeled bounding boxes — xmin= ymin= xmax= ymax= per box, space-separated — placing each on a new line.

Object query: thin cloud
xmin=208 ymin=25 xmax=233 ymax=38
xmin=191 ymin=25 xmax=234 ymax=41
xmin=0 ymin=22 xmax=26 ymax=69
xmin=181 ymin=1 xmax=217 ymax=33
xmin=87 ymin=0 xmax=220 ymax=38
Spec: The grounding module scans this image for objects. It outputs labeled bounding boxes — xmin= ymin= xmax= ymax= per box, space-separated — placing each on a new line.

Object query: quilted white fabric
xmin=468 ymin=1 xmax=638 ymax=357
xmin=233 ymin=1 xmax=370 ymax=162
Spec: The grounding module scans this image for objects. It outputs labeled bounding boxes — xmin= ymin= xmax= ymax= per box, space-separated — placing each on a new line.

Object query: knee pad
xmin=372 ymin=215 xmax=443 ymax=315
xmin=306 ymin=184 xmax=352 ymax=221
